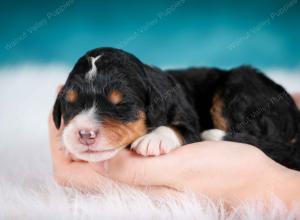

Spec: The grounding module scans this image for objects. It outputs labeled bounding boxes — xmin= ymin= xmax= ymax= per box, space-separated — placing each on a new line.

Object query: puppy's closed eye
xmin=108 ymin=90 xmax=123 ymax=105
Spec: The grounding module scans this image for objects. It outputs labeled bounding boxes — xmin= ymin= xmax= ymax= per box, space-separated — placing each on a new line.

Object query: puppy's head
xmin=53 ymin=48 xmax=150 ymax=162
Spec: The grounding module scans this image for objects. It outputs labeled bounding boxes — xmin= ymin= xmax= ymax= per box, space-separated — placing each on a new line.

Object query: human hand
xmin=292 ymin=92 xmax=300 ymax=109
xmin=49 ymin=87 xmax=300 ymax=206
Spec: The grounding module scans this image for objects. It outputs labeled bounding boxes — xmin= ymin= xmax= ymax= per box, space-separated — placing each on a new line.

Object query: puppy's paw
xmin=200 ymin=129 xmax=226 ymax=141
xmin=131 ymin=126 xmax=182 ymax=156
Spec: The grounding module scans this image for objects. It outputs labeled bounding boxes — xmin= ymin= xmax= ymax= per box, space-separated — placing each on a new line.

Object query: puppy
xmin=53 ymin=47 xmax=300 ymax=170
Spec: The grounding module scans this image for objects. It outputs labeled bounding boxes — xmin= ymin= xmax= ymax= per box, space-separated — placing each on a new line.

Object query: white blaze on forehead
xmin=85 ymin=55 xmax=102 ymax=81
xmin=76 ymin=104 xmax=98 ymax=123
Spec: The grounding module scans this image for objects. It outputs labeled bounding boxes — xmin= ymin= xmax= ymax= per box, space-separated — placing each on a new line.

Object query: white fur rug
xmin=0 ymin=65 xmax=299 ymax=219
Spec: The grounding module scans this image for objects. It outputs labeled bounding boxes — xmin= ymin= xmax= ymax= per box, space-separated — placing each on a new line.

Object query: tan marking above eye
xmin=108 ymin=90 xmax=123 ymax=104
xmin=66 ymin=89 xmax=78 ymax=103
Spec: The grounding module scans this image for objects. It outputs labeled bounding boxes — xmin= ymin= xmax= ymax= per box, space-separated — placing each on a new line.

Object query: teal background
xmin=1 ymin=0 xmax=300 ymax=69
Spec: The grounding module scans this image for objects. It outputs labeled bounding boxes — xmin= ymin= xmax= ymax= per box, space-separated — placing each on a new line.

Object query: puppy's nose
xmin=79 ymin=129 xmax=98 ymax=146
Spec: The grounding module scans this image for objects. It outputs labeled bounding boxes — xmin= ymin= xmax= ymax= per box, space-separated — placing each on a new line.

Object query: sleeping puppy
xmin=53 ymin=47 xmax=300 ymax=170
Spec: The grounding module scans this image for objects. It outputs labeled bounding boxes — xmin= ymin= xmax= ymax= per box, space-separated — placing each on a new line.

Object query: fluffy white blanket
xmin=0 ymin=65 xmax=299 ymax=219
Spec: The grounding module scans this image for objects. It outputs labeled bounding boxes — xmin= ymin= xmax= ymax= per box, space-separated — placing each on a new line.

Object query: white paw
xmin=131 ymin=126 xmax=182 ymax=156
xmin=201 ymin=129 xmax=226 ymax=141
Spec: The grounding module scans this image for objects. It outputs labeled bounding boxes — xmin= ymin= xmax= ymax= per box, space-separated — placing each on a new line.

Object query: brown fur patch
xmin=210 ymin=95 xmax=228 ymax=131
xmin=108 ymin=90 xmax=123 ymax=104
xmin=101 ymin=111 xmax=147 ymax=148
xmin=66 ymin=89 xmax=78 ymax=103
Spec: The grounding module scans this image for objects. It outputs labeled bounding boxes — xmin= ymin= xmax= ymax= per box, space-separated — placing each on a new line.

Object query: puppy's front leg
xmin=131 ymin=126 xmax=182 ymax=156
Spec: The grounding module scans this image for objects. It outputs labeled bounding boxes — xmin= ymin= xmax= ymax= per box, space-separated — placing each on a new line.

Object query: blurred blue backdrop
xmin=1 ymin=0 xmax=300 ymax=69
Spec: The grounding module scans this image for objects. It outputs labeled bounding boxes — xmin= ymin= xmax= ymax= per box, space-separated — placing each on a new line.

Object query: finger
xmin=48 ymin=86 xmax=70 ymax=165
xmin=90 ymin=149 xmax=177 ymax=188
xmin=49 ymin=84 xmax=65 ymax=138
xmin=48 ymin=113 xmax=70 ymax=160
xmin=56 ymin=84 xmax=63 ymax=95
xmin=55 ymin=161 xmax=109 ymax=192
xmin=48 ymin=111 xmax=64 ymax=141
xmin=291 ymin=92 xmax=300 ymax=109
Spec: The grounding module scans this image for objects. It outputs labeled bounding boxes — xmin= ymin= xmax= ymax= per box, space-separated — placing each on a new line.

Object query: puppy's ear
xmin=53 ymin=94 xmax=62 ymax=129
xmin=141 ymin=65 xmax=170 ymax=124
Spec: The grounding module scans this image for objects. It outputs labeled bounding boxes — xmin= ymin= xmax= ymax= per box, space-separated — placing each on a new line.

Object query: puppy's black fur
xmin=53 ymin=47 xmax=300 ymax=170
xmin=169 ymin=67 xmax=300 ymax=169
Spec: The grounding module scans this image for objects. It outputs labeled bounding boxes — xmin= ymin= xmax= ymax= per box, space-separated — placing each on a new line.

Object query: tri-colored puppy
xmin=53 ymin=47 xmax=300 ymax=170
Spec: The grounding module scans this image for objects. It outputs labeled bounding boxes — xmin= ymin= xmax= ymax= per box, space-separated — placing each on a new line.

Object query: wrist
xmin=243 ymin=159 xmax=300 ymax=209
xmin=270 ymin=166 xmax=300 ymax=208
